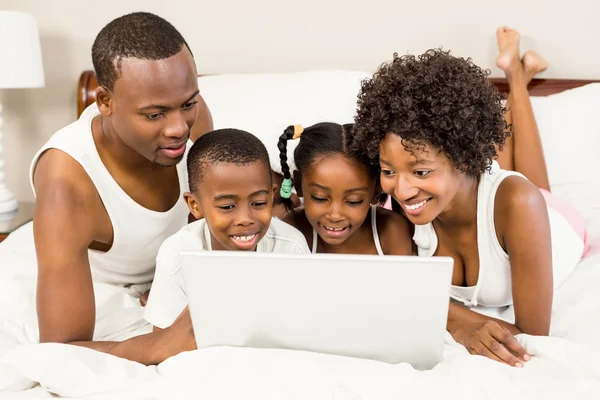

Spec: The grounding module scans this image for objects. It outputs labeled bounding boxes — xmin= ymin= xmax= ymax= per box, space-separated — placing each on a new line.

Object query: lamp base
xmin=0 ymin=102 xmax=18 ymax=216
xmin=0 ymin=187 xmax=18 ymax=216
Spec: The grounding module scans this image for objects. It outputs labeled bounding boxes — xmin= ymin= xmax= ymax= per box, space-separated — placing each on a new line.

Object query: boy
xmin=144 ymin=129 xmax=310 ymax=330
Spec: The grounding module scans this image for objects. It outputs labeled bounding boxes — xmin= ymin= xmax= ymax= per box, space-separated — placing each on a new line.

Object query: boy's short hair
xmin=351 ymin=49 xmax=509 ymax=176
xmin=92 ymin=12 xmax=192 ymax=90
xmin=187 ymin=129 xmax=272 ymax=192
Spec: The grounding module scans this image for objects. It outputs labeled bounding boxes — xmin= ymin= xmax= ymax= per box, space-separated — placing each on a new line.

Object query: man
xmin=30 ymin=12 xmax=212 ymax=365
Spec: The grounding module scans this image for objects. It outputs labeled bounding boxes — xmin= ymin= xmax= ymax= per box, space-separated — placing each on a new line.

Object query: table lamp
xmin=0 ymin=11 xmax=45 ymax=216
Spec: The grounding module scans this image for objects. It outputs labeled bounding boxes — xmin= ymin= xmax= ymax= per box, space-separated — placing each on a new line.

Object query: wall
xmin=2 ymin=0 xmax=599 ymax=202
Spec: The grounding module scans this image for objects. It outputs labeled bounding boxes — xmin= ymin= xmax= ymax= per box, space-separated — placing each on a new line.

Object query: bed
xmin=0 ymin=69 xmax=599 ymax=399
xmin=76 ymin=69 xmax=599 ymax=117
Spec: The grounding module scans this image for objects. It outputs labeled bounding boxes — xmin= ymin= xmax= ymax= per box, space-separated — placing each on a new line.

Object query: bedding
xmin=0 ymin=222 xmax=599 ymax=399
xmin=1 ymin=73 xmax=599 ymax=399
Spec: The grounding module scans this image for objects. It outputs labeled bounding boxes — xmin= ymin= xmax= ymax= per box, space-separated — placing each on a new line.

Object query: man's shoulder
xmin=32 ymin=148 xmax=97 ymax=206
xmin=32 ymin=105 xmax=99 ymax=192
xmin=42 ymin=104 xmax=99 ymax=151
xmin=265 ymin=218 xmax=310 ymax=253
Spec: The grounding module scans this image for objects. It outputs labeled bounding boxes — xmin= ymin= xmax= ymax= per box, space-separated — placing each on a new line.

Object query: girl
xmin=278 ymin=122 xmax=413 ymax=256
xmin=350 ymin=28 xmax=586 ymax=367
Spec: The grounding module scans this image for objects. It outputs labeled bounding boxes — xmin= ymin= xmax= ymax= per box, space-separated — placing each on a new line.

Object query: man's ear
xmin=292 ymin=170 xmax=303 ymax=197
xmin=190 ymin=95 xmax=214 ymax=142
xmin=95 ymin=86 xmax=113 ymax=117
xmin=184 ymin=192 xmax=204 ymax=220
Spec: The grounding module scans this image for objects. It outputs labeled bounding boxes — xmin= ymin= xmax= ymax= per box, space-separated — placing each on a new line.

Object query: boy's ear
xmin=271 ymin=183 xmax=278 ymax=203
xmin=95 ymin=86 xmax=113 ymax=116
xmin=184 ymin=192 xmax=204 ymax=220
xmin=292 ymin=170 xmax=303 ymax=197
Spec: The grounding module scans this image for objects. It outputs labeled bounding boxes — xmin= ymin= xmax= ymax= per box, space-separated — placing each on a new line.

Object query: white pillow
xmin=198 ymin=70 xmax=371 ymax=175
xmin=198 ymin=72 xmax=599 ymax=226
xmin=530 ymin=83 xmax=600 ymax=222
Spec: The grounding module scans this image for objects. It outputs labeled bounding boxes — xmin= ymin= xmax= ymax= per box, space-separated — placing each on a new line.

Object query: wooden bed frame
xmin=76 ymin=69 xmax=599 ymax=117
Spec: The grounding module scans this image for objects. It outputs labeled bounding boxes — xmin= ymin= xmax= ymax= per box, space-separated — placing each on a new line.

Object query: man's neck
xmin=92 ymin=115 xmax=162 ymax=173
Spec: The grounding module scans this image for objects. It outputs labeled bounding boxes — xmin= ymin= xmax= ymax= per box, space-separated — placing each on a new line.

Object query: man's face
xmin=107 ymin=47 xmax=199 ymax=167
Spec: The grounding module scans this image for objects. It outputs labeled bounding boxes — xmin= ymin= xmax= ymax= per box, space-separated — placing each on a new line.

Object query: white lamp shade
xmin=0 ymin=11 xmax=45 ymax=89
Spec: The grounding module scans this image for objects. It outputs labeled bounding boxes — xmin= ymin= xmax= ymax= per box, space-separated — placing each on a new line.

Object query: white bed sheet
xmin=0 ymin=221 xmax=599 ymax=399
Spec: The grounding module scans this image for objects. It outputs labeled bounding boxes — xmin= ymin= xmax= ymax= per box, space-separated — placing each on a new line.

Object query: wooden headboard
xmin=76 ymin=69 xmax=599 ymax=118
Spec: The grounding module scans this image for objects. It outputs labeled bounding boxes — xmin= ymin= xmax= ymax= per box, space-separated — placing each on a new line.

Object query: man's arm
xmin=33 ymin=150 xmax=195 ymax=365
xmin=33 ymin=149 xmax=99 ymax=343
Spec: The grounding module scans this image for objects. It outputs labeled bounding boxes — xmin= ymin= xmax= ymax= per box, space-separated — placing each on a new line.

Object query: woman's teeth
xmin=405 ymin=199 xmax=428 ymax=210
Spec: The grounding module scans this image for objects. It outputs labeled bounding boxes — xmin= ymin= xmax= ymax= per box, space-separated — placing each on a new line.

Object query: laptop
xmin=180 ymin=252 xmax=453 ymax=370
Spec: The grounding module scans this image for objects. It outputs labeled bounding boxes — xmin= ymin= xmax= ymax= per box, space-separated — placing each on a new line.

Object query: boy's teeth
xmin=405 ymin=199 xmax=428 ymax=210
xmin=233 ymin=234 xmax=256 ymax=242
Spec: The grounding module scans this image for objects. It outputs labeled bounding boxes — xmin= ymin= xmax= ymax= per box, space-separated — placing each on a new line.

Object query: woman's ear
xmin=371 ymin=179 xmax=384 ymax=205
xmin=292 ymin=170 xmax=303 ymax=197
xmin=184 ymin=192 xmax=204 ymax=220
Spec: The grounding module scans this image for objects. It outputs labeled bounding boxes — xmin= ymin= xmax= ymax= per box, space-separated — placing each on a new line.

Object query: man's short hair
xmin=92 ymin=12 xmax=192 ymax=90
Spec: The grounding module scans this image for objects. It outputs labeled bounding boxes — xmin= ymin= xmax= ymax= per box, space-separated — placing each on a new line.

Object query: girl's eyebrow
xmin=308 ymin=183 xmax=330 ymax=191
xmin=309 ymin=183 xmax=369 ymax=193
xmin=345 ymin=187 xmax=370 ymax=194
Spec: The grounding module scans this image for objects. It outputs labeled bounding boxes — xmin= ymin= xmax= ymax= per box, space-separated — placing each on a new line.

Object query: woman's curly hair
xmin=350 ymin=49 xmax=510 ymax=176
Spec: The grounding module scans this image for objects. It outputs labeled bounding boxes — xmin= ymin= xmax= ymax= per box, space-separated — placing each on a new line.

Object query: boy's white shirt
xmin=144 ymin=218 xmax=310 ymax=329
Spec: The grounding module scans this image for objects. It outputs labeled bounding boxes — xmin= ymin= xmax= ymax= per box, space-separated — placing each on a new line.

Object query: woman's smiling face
xmin=378 ymin=132 xmax=465 ymax=225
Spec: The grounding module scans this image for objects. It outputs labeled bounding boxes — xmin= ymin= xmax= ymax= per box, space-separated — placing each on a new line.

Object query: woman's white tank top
xmin=413 ymin=162 xmax=582 ymax=308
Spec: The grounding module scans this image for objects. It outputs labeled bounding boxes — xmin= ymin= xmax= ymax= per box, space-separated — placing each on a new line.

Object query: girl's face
xmin=301 ymin=154 xmax=375 ymax=246
xmin=378 ymin=132 xmax=465 ymax=225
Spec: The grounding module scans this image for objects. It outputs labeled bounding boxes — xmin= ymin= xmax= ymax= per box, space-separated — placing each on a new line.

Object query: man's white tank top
xmin=29 ymin=104 xmax=190 ymax=285
xmin=413 ymin=161 xmax=583 ymax=308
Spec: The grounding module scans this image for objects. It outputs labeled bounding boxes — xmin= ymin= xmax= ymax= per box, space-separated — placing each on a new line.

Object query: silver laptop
xmin=180 ymin=252 xmax=453 ymax=370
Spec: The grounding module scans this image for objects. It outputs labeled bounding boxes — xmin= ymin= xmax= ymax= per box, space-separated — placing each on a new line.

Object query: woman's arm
xmin=447 ymin=301 xmax=529 ymax=366
xmin=446 ymin=175 xmax=550 ymax=366
xmin=496 ymin=176 xmax=553 ymax=335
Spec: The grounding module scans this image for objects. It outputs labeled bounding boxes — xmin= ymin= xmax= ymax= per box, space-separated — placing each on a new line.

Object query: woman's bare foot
xmin=522 ymin=50 xmax=548 ymax=81
xmin=496 ymin=26 xmax=523 ymax=78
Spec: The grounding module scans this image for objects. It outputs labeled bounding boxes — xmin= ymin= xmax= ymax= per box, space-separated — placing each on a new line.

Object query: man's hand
xmin=154 ymin=307 xmax=197 ymax=361
xmin=140 ymin=290 xmax=151 ymax=307
xmin=453 ymin=320 xmax=530 ymax=367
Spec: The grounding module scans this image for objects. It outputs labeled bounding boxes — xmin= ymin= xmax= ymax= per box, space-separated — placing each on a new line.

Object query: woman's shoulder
xmin=494 ymin=175 xmax=545 ymax=214
xmin=494 ymin=176 xmax=547 ymax=246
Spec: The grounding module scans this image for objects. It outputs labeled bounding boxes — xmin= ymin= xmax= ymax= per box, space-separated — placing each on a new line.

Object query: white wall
xmin=3 ymin=0 xmax=599 ymax=202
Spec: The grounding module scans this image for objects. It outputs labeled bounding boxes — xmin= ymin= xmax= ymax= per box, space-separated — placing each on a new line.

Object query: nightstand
xmin=0 ymin=202 xmax=34 ymax=243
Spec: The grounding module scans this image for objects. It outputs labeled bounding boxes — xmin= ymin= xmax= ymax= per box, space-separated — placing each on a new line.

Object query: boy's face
xmin=185 ymin=161 xmax=276 ymax=251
